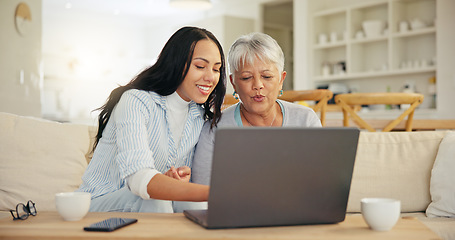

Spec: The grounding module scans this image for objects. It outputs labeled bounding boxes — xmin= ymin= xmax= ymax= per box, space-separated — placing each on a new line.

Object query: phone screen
xmin=83 ymin=218 xmax=138 ymax=232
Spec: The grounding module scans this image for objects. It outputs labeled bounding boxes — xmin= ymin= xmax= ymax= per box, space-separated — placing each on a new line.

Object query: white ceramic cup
xmin=399 ymin=21 xmax=409 ymax=33
xmin=361 ymin=198 xmax=401 ymax=231
xmin=55 ymin=192 xmax=91 ymax=221
xmin=330 ymin=32 xmax=337 ymax=43
xmin=355 ymin=31 xmax=364 ymax=39
xmin=318 ymin=34 xmax=328 ymax=44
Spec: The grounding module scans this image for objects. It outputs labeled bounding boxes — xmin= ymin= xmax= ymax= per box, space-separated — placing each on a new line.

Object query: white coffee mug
xmin=361 ymin=198 xmax=400 ymax=231
xmin=330 ymin=32 xmax=337 ymax=43
xmin=55 ymin=192 xmax=91 ymax=221
xmin=355 ymin=31 xmax=364 ymax=39
xmin=319 ymin=34 xmax=328 ymax=44
xmin=399 ymin=21 xmax=409 ymax=33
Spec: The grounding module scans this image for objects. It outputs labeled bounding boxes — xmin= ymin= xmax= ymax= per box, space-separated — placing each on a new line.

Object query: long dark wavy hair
xmin=93 ymin=26 xmax=226 ymax=149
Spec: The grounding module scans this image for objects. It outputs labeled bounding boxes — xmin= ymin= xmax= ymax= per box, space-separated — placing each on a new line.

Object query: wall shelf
xmin=392 ymin=26 xmax=435 ymax=38
xmin=314 ymin=67 xmax=436 ymax=82
xmin=314 ymin=42 xmax=346 ymax=49
xmin=350 ymin=36 xmax=388 ymax=44
xmin=311 ymin=0 xmax=437 ymax=109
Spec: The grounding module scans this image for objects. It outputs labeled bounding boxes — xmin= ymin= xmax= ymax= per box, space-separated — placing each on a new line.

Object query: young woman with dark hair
xmin=77 ymin=26 xmax=226 ymax=213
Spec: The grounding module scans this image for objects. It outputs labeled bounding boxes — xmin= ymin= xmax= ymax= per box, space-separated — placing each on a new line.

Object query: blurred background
xmin=1 ymin=0 xmax=454 ymax=125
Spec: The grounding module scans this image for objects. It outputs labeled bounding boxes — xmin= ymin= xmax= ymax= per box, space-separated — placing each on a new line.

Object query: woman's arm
xmin=147 ymin=174 xmax=209 ymax=201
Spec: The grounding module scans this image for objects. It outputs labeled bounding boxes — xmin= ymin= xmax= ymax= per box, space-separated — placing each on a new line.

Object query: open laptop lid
xmin=203 ymin=127 xmax=360 ymax=229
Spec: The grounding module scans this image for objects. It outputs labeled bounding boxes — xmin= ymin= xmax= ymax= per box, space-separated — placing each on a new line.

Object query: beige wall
xmin=0 ymin=0 xmax=42 ymax=117
xmin=192 ymin=15 xmax=255 ymax=94
xmin=2 ymin=0 xmax=452 ymax=120
xmin=436 ymin=0 xmax=455 ymax=118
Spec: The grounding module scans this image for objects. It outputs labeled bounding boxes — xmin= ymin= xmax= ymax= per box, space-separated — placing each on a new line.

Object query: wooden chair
xmin=278 ymin=89 xmax=333 ymax=126
xmin=335 ymin=92 xmax=424 ymax=132
xmin=222 ymin=94 xmax=239 ymax=110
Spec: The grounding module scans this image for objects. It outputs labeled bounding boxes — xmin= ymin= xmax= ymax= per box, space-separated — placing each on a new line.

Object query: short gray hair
xmin=228 ymin=32 xmax=285 ymax=77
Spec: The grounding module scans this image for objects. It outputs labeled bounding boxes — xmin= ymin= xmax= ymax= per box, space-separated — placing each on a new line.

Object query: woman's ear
xmin=279 ymin=71 xmax=287 ymax=89
xmin=229 ymin=74 xmax=236 ymax=92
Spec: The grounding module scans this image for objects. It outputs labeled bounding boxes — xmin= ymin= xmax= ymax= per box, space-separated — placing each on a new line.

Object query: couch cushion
xmin=0 ymin=112 xmax=90 ymax=211
xmin=86 ymin=125 xmax=98 ymax=164
xmin=426 ymin=131 xmax=455 ymax=217
xmin=347 ymin=131 xmax=446 ymax=213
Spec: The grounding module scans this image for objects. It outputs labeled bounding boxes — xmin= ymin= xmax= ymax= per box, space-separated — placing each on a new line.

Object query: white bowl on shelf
xmin=362 ymin=20 xmax=386 ymax=38
xmin=410 ymin=18 xmax=426 ymax=30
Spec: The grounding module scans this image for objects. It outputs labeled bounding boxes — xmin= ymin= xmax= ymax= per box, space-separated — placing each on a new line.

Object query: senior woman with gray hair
xmin=191 ymin=32 xmax=321 ymax=186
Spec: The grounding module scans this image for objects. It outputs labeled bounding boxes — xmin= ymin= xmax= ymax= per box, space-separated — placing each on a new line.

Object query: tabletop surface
xmin=0 ymin=212 xmax=441 ymax=240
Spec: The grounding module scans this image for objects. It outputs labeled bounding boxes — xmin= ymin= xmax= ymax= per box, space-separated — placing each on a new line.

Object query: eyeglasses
xmin=10 ymin=200 xmax=37 ymax=220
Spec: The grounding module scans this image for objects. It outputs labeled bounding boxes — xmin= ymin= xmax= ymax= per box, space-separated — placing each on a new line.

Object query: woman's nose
xmin=204 ymin=69 xmax=215 ymax=82
xmin=252 ymin=78 xmax=264 ymax=90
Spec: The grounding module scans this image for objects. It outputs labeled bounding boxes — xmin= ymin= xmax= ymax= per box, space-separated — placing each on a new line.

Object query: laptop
xmin=184 ymin=127 xmax=360 ymax=229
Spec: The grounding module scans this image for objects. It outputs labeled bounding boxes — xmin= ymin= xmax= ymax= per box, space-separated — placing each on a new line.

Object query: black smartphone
xmin=83 ymin=218 xmax=138 ymax=232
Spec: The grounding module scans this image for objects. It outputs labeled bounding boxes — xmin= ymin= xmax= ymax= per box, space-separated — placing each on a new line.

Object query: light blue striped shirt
xmin=78 ymin=89 xmax=205 ymax=199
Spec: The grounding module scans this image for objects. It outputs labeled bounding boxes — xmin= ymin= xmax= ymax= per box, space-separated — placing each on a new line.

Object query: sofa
xmin=0 ymin=112 xmax=454 ymax=239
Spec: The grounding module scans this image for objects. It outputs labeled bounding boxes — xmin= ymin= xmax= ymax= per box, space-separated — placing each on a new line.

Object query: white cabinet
xmin=312 ymin=0 xmax=437 ymax=100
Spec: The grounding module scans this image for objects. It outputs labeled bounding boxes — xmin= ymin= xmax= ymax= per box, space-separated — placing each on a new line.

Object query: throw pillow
xmin=347 ymin=131 xmax=446 ymax=213
xmin=426 ymin=131 xmax=455 ymax=217
xmin=0 ymin=112 xmax=91 ymax=211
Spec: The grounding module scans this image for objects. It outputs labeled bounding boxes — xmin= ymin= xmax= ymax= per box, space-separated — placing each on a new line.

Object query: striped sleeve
xmin=113 ymin=90 xmax=161 ymax=179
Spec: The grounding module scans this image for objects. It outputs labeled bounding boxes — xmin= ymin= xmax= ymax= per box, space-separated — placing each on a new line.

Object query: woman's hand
xmin=164 ymin=166 xmax=191 ymax=183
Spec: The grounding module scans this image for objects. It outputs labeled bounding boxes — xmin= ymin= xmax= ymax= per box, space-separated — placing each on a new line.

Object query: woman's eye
xmin=213 ymin=68 xmax=220 ymax=73
xmin=241 ymin=76 xmax=252 ymax=80
xmin=196 ymin=65 xmax=204 ymax=69
xmin=263 ymin=75 xmax=273 ymax=79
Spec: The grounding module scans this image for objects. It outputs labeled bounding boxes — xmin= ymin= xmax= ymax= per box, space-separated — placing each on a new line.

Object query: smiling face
xmin=176 ymin=39 xmax=222 ymax=104
xmin=231 ymin=57 xmax=286 ymax=115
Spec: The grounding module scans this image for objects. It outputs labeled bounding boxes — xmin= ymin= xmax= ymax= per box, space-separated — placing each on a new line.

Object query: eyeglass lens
xmin=27 ymin=200 xmax=37 ymax=216
xmin=16 ymin=203 xmax=29 ymax=220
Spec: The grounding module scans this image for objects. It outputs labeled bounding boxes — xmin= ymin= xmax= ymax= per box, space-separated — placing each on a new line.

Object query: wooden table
xmin=0 ymin=212 xmax=441 ymax=240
